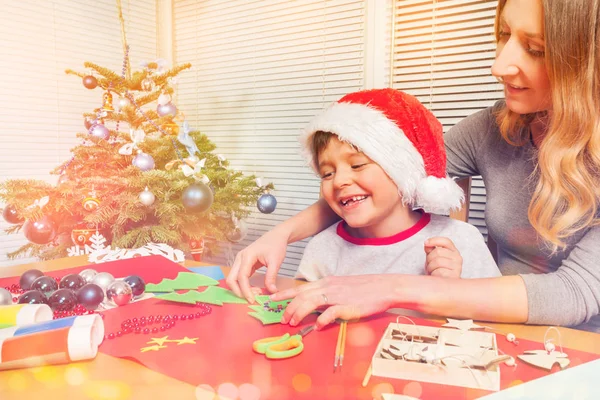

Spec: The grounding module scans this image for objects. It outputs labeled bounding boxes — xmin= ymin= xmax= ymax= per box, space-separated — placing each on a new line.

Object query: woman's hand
xmin=226 ymin=228 xmax=289 ymax=302
xmin=424 ymin=237 xmax=463 ymax=278
xmin=271 ymin=275 xmax=400 ymax=329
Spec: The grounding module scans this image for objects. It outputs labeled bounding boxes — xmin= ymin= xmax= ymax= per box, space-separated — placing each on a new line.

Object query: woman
xmin=227 ymin=0 xmax=600 ymax=332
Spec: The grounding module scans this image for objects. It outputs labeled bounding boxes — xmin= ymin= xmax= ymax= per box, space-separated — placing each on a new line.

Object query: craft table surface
xmin=0 ymin=255 xmax=599 ymax=399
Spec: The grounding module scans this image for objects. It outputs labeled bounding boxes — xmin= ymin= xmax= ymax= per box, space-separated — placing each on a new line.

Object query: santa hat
xmin=299 ymin=88 xmax=464 ymax=214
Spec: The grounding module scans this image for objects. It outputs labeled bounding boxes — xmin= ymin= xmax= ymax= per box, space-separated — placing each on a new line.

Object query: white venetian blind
xmin=390 ymin=0 xmax=503 ymax=237
xmin=0 ymin=0 xmax=156 ymax=267
xmin=173 ymin=0 xmax=366 ymax=276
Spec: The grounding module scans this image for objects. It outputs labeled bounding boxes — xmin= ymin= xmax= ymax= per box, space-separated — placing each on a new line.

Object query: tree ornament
xmin=59 ymin=273 xmax=86 ymax=291
xmin=48 ymin=288 xmax=77 ymax=311
xmin=157 ymin=102 xmax=177 ymax=117
xmin=23 ymin=216 xmax=57 ymax=245
xmin=226 ymin=218 xmax=248 ymax=243
xmin=182 ymin=182 xmax=214 ymax=213
xmin=139 ymin=187 xmax=155 ymax=206
xmin=82 ymin=189 xmax=101 ymax=212
xmin=82 ymin=75 xmax=98 ymax=89
xmin=79 ymin=268 xmax=98 ymax=283
xmin=89 ymin=123 xmax=110 ymax=140
xmin=257 ymin=193 xmax=277 ymax=214
xmin=141 ymin=76 xmax=154 ymax=91
xmin=71 ymin=225 xmax=96 ymax=246
xmin=92 ymin=272 xmax=115 ymax=292
xmin=132 ymin=153 xmax=155 ymax=171
xmin=123 ymin=275 xmax=146 ymax=298
xmin=18 ymin=290 xmax=48 ymax=305
xmin=188 ymin=238 xmax=205 ymax=261
xmin=101 ymin=91 xmax=114 ymax=112
xmin=76 ymin=283 xmax=104 ymax=310
xmin=2 ymin=204 xmax=23 ymax=224
xmin=116 ymin=96 xmax=130 ymax=110
xmin=0 ymin=288 xmax=12 ymax=305
xmin=106 ymin=281 xmax=133 ymax=306
xmin=31 ymin=275 xmax=58 ymax=297
xmin=19 ymin=269 xmax=44 ymax=290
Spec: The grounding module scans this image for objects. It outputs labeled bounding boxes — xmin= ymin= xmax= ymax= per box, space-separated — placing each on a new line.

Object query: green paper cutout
xmin=145 ymin=272 xmax=219 ymax=293
xmin=155 ymin=286 xmax=247 ymax=306
xmin=247 ymin=295 xmax=291 ymax=325
xmin=0 ymin=323 xmax=13 ymax=329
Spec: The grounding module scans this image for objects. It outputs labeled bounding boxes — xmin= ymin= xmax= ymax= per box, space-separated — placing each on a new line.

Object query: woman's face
xmin=491 ymin=0 xmax=552 ymax=114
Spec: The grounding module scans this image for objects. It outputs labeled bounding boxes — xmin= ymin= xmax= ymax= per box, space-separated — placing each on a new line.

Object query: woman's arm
xmin=273 ymin=274 xmax=528 ymax=329
xmin=226 ymin=197 xmax=341 ymax=301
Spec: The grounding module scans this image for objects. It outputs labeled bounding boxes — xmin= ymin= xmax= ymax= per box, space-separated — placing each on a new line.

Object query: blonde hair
xmin=495 ymin=0 xmax=600 ymax=250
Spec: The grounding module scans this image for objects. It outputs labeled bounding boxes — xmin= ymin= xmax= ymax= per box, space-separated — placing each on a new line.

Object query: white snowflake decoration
xmin=67 ymin=231 xmax=108 ymax=257
xmin=87 ymin=242 xmax=185 ymax=264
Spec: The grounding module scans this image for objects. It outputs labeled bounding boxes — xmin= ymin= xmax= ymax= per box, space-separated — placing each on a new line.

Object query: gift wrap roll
xmin=0 ymin=304 xmax=53 ymax=329
xmin=0 ymin=314 xmax=104 ymax=370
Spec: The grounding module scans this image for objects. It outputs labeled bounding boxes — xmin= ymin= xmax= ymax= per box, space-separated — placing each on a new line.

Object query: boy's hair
xmin=311 ymin=131 xmax=336 ymax=167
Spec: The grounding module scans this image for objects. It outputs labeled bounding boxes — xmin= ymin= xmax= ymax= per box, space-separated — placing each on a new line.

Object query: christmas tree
xmin=0 ymin=50 xmax=275 ymax=262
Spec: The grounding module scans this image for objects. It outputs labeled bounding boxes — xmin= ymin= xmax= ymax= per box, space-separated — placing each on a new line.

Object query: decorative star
xmin=442 ymin=318 xmax=484 ymax=331
xmin=146 ymin=336 xmax=170 ymax=346
xmin=176 ymin=336 xmax=199 ymax=345
xmin=140 ymin=345 xmax=168 ymax=353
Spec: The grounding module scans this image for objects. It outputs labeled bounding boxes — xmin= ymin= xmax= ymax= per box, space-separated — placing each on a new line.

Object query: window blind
xmin=390 ymin=0 xmax=503 ymax=237
xmin=173 ymin=0 xmax=367 ymax=276
xmin=0 ymin=0 xmax=156 ymax=267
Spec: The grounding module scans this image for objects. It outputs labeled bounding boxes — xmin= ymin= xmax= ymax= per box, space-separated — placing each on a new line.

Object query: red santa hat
xmin=300 ymin=88 xmax=464 ymax=214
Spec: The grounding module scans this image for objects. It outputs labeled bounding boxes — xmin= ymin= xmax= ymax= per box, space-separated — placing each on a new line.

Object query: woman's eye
xmin=351 ymin=163 xmax=367 ymax=169
xmin=321 ymin=172 xmax=333 ymax=179
xmin=527 ymin=47 xmax=545 ymax=58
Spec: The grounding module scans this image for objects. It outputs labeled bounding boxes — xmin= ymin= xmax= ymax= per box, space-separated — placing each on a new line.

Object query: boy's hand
xmin=424 ymin=237 xmax=462 ymax=278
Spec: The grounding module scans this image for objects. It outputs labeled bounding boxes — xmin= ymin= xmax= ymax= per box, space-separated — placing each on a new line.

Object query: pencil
xmin=339 ymin=321 xmax=347 ymax=370
xmin=334 ymin=321 xmax=344 ymax=371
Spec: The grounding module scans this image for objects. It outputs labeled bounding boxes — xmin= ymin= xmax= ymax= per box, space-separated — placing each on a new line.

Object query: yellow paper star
xmin=176 ymin=336 xmax=199 ymax=345
xmin=146 ymin=336 xmax=170 ymax=346
xmin=140 ymin=345 xmax=168 ymax=353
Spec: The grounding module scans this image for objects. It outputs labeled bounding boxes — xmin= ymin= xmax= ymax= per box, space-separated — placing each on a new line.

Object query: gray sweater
xmin=297 ymin=213 xmax=501 ymax=281
xmin=445 ymin=102 xmax=600 ymax=332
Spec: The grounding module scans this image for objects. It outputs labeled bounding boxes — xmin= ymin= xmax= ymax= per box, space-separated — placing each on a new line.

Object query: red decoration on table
xmin=188 ymin=238 xmax=205 ymax=261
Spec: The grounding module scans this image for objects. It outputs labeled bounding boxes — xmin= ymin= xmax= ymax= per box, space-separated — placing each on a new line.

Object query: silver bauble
xmin=92 ymin=272 xmax=115 ymax=292
xmin=106 ymin=281 xmax=133 ymax=306
xmin=0 ymin=288 xmax=13 ymax=305
xmin=226 ymin=219 xmax=248 ymax=243
xmin=139 ymin=187 xmax=156 ymax=206
xmin=132 ymin=153 xmax=155 ymax=171
xmin=257 ymin=193 xmax=277 ymax=214
xmin=79 ymin=268 xmax=98 ymax=283
xmin=182 ymin=182 xmax=213 ymax=213
xmin=89 ymin=123 xmax=110 ymax=140
xmin=157 ymin=102 xmax=177 ymax=117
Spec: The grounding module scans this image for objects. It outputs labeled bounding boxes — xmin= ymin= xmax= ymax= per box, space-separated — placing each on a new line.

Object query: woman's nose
xmin=491 ymin=41 xmax=520 ymax=79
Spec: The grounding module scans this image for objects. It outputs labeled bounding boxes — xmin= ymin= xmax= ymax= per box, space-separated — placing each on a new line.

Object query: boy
xmin=296 ymin=88 xmax=500 ymax=281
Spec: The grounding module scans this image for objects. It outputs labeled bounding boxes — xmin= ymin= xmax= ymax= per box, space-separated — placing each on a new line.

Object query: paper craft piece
xmin=247 ymin=295 xmax=292 ymax=325
xmin=140 ymin=336 xmax=199 ymax=352
xmin=145 ymin=272 xmax=219 ymax=293
xmin=442 ymin=318 xmax=484 ymax=331
xmin=518 ymin=350 xmax=571 ymax=371
xmin=371 ymin=322 xmax=502 ymax=391
xmin=156 ymin=286 xmax=247 ymax=306
xmin=88 ymin=242 xmax=185 ymax=264
xmin=187 ymin=266 xmax=225 ymax=281
xmin=141 ymin=345 xmax=167 ymax=352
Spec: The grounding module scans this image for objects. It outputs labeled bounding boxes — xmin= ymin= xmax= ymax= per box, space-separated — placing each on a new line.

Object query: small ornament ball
xmin=82 ymin=75 xmax=98 ymax=89
xmin=182 ymin=182 xmax=214 ymax=213
xmin=89 ymin=123 xmax=110 ymax=140
xmin=2 ymin=204 xmax=23 ymax=224
xmin=77 ymin=283 xmax=104 ymax=310
xmin=506 ymin=333 xmax=516 ymax=343
xmin=139 ymin=187 xmax=156 ymax=206
xmin=31 ymin=276 xmax=58 ymax=297
xmin=545 ymin=341 xmax=556 ymax=353
xmin=0 ymin=288 xmax=13 ymax=305
xmin=226 ymin=219 xmax=248 ymax=243
xmin=19 ymin=269 xmax=44 ymax=290
xmin=59 ymin=274 xmax=86 ymax=291
xmin=157 ymin=102 xmax=177 ymax=117
xmin=92 ymin=272 xmax=115 ymax=292
xmin=106 ymin=281 xmax=133 ymax=306
xmin=18 ymin=290 xmax=48 ymax=305
xmin=79 ymin=268 xmax=98 ymax=283
xmin=132 ymin=153 xmax=155 ymax=171
xmin=257 ymin=193 xmax=277 ymax=214
xmin=23 ymin=216 xmax=57 ymax=245
xmin=123 ymin=275 xmax=146 ymax=297
xmin=48 ymin=288 xmax=77 ymax=312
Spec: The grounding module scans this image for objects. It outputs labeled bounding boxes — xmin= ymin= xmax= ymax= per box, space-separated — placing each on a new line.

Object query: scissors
xmin=252 ymin=325 xmax=314 ymax=359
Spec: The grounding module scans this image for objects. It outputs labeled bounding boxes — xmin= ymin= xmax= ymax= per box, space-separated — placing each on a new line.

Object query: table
xmin=1 ymin=256 xmax=599 ymax=399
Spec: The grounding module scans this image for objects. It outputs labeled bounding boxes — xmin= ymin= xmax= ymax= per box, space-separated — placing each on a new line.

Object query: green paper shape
xmin=155 ymin=291 xmax=197 ymax=304
xmin=145 ymin=272 xmax=219 ymax=293
xmin=247 ymin=295 xmax=291 ymax=325
xmin=194 ymin=286 xmax=247 ymax=306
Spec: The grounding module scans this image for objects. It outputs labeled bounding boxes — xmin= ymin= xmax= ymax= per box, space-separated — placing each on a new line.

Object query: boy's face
xmin=317 ymin=137 xmax=407 ymax=237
